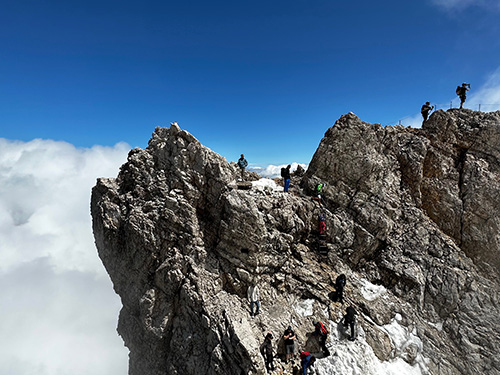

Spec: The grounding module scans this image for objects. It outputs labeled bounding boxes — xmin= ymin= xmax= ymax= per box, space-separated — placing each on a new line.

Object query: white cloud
xmin=467 ymin=67 xmax=500 ymax=110
xmin=249 ymin=162 xmax=308 ymax=178
xmin=0 ymin=138 xmax=130 ymax=375
xmin=431 ymin=0 xmax=500 ymax=12
xmin=0 ymin=138 xmax=130 ymax=274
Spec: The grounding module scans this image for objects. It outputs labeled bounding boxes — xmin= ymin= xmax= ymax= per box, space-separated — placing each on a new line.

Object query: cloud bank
xmin=0 ymin=138 xmax=130 ymax=375
xmin=249 ymin=162 xmax=308 ymax=179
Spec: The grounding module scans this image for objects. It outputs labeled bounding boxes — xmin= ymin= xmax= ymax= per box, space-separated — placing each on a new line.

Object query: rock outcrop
xmin=91 ymin=111 xmax=500 ymax=375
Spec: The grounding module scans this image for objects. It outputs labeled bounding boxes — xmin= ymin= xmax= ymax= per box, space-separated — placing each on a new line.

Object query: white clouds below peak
xmin=0 ymin=138 xmax=130 ymax=274
xmin=0 ymin=138 xmax=130 ymax=375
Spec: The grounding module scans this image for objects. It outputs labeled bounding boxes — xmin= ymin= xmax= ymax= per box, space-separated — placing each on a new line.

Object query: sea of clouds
xmin=0 ymin=139 xmax=130 ymax=375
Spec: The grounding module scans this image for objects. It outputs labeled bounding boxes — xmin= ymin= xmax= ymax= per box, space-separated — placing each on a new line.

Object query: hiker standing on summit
xmin=237 ymin=154 xmax=248 ymax=181
xmin=457 ymin=83 xmax=470 ymax=109
xmin=421 ymin=101 xmax=434 ymax=124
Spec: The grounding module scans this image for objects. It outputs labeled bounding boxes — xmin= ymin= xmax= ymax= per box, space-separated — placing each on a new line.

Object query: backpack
xmin=281 ymin=167 xmax=286 ymax=178
xmin=299 ymin=351 xmax=310 ymax=359
xmin=456 ymin=86 xmax=462 ymax=96
xmin=314 ymin=322 xmax=328 ymax=334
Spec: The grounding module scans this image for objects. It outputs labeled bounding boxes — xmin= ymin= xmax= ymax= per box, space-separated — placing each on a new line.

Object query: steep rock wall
xmin=92 ymin=112 xmax=500 ymax=375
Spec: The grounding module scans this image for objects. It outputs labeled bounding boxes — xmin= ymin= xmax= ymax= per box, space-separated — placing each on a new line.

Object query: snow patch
xmin=251 ymin=178 xmax=280 ymax=192
xmin=314 ymin=315 xmax=428 ymax=375
xmin=295 ymin=299 xmax=315 ymax=317
xmin=360 ymin=278 xmax=387 ymax=301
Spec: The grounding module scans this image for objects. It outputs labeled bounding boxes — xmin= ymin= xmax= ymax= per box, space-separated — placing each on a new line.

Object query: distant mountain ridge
xmin=91 ymin=109 xmax=500 ymax=375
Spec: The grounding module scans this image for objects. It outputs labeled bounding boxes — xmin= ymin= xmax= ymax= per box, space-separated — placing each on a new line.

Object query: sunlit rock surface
xmin=92 ymin=111 xmax=500 ymax=375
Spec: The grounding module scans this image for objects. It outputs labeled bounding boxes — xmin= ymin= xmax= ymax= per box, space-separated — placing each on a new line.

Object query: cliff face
xmin=91 ymin=111 xmax=500 ymax=375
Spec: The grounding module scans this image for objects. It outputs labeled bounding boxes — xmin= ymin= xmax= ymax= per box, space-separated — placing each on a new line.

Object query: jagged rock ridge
xmin=91 ymin=110 xmax=500 ymax=375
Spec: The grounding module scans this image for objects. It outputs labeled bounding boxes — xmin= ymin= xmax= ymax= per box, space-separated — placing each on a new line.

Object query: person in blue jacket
xmin=282 ymin=164 xmax=291 ymax=192
xmin=237 ymin=154 xmax=248 ymax=181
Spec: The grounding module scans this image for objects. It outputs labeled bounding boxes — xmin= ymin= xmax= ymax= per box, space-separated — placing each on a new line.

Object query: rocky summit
xmin=91 ymin=110 xmax=500 ymax=375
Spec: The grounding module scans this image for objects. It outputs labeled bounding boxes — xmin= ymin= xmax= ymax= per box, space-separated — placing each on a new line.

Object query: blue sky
xmin=2 ymin=0 xmax=500 ymax=165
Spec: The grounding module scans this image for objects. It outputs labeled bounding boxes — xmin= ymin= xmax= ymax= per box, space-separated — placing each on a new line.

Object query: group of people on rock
xmin=421 ymin=82 xmax=471 ymax=125
xmin=249 ymin=274 xmax=357 ymax=374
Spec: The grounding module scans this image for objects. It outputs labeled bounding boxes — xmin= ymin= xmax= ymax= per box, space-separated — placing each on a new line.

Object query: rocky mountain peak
xmin=91 ymin=110 xmax=500 ymax=375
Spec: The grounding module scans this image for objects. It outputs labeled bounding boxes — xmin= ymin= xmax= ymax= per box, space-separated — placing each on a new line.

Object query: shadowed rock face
xmin=92 ymin=112 xmax=500 ymax=375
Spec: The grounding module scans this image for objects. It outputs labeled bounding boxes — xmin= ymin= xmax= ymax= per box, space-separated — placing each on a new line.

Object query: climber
xmin=333 ymin=274 xmax=346 ymax=304
xmin=247 ymin=282 xmax=260 ymax=317
xmin=319 ymin=213 xmax=326 ymax=235
xmin=299 ymin=352 xmax=316 ymax=375
xmin=342 ymin=306 xmax=357 ymax=341
xmin=420 ymin=101 xmax=434 ymax=124
xmin=456 ymin=83 xmax=470 ymax=109
xmin=260 ymin=332 xmax=275 ymax=373
xmin=283 ymin=325 xmax=297 ymax=363
xmin=281 ymin=164 xmax=291 ymax=192
xmin=313 ymin=321 xmax=330 ymax=356
xmin=313 ymin=183 xmax=325 ymax=205
xmin=237 ymin=154 xmax=248 ymax=181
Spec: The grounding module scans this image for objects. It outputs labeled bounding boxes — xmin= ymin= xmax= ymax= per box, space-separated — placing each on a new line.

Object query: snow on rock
xmin=294 ymin=298 xmax=315 ymax=317
xmin=360 ymin=278 xmax=387 ymax=301
xmin=315 ymin=320 xmax=426 ymax=375
xmin=251 ymin=178 xmax=281 ymax=192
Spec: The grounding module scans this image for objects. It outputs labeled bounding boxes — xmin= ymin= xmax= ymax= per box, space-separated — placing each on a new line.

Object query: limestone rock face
xmin=92 ymin=111 xmax=500 ymax=375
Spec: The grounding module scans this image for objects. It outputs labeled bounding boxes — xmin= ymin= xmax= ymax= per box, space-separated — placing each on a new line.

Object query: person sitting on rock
xmin=237 ymin=154 xmax=248 ymax=181
xmin=420 ymin=101 xmax=434 ymax=124
xmin=283 ymin=325 xmax=297 ymax=363
xmin=342 ymin=306 xmax=357 ymax=341
xmin=313 ymin=321 xmax=330 ymax=356
xmin=247 ymin=282 xmax=260 ymax=317
xmin=260 ymin=332 xmax=275 ymax=373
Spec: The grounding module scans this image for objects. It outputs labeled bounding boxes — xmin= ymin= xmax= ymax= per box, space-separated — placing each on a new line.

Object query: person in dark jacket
xmin=334 ymin=274 xmax=346 ymax=304
xmin=342 ymin=306 xmax=357 ymax=341
xmin=457 ymin=83 xmax=470 ymax=109
xmin=421 ymin=101 xmax=434 ymax=124
xmin=260 ymin=332 xmax=274 ymax=373
xmin=282 ymin=164 xmax=291 ymax=192
xmin=237 ymin=154 xmax=248 ymax=181
xmin=283 ymin=326 xmax=297 ymax=363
